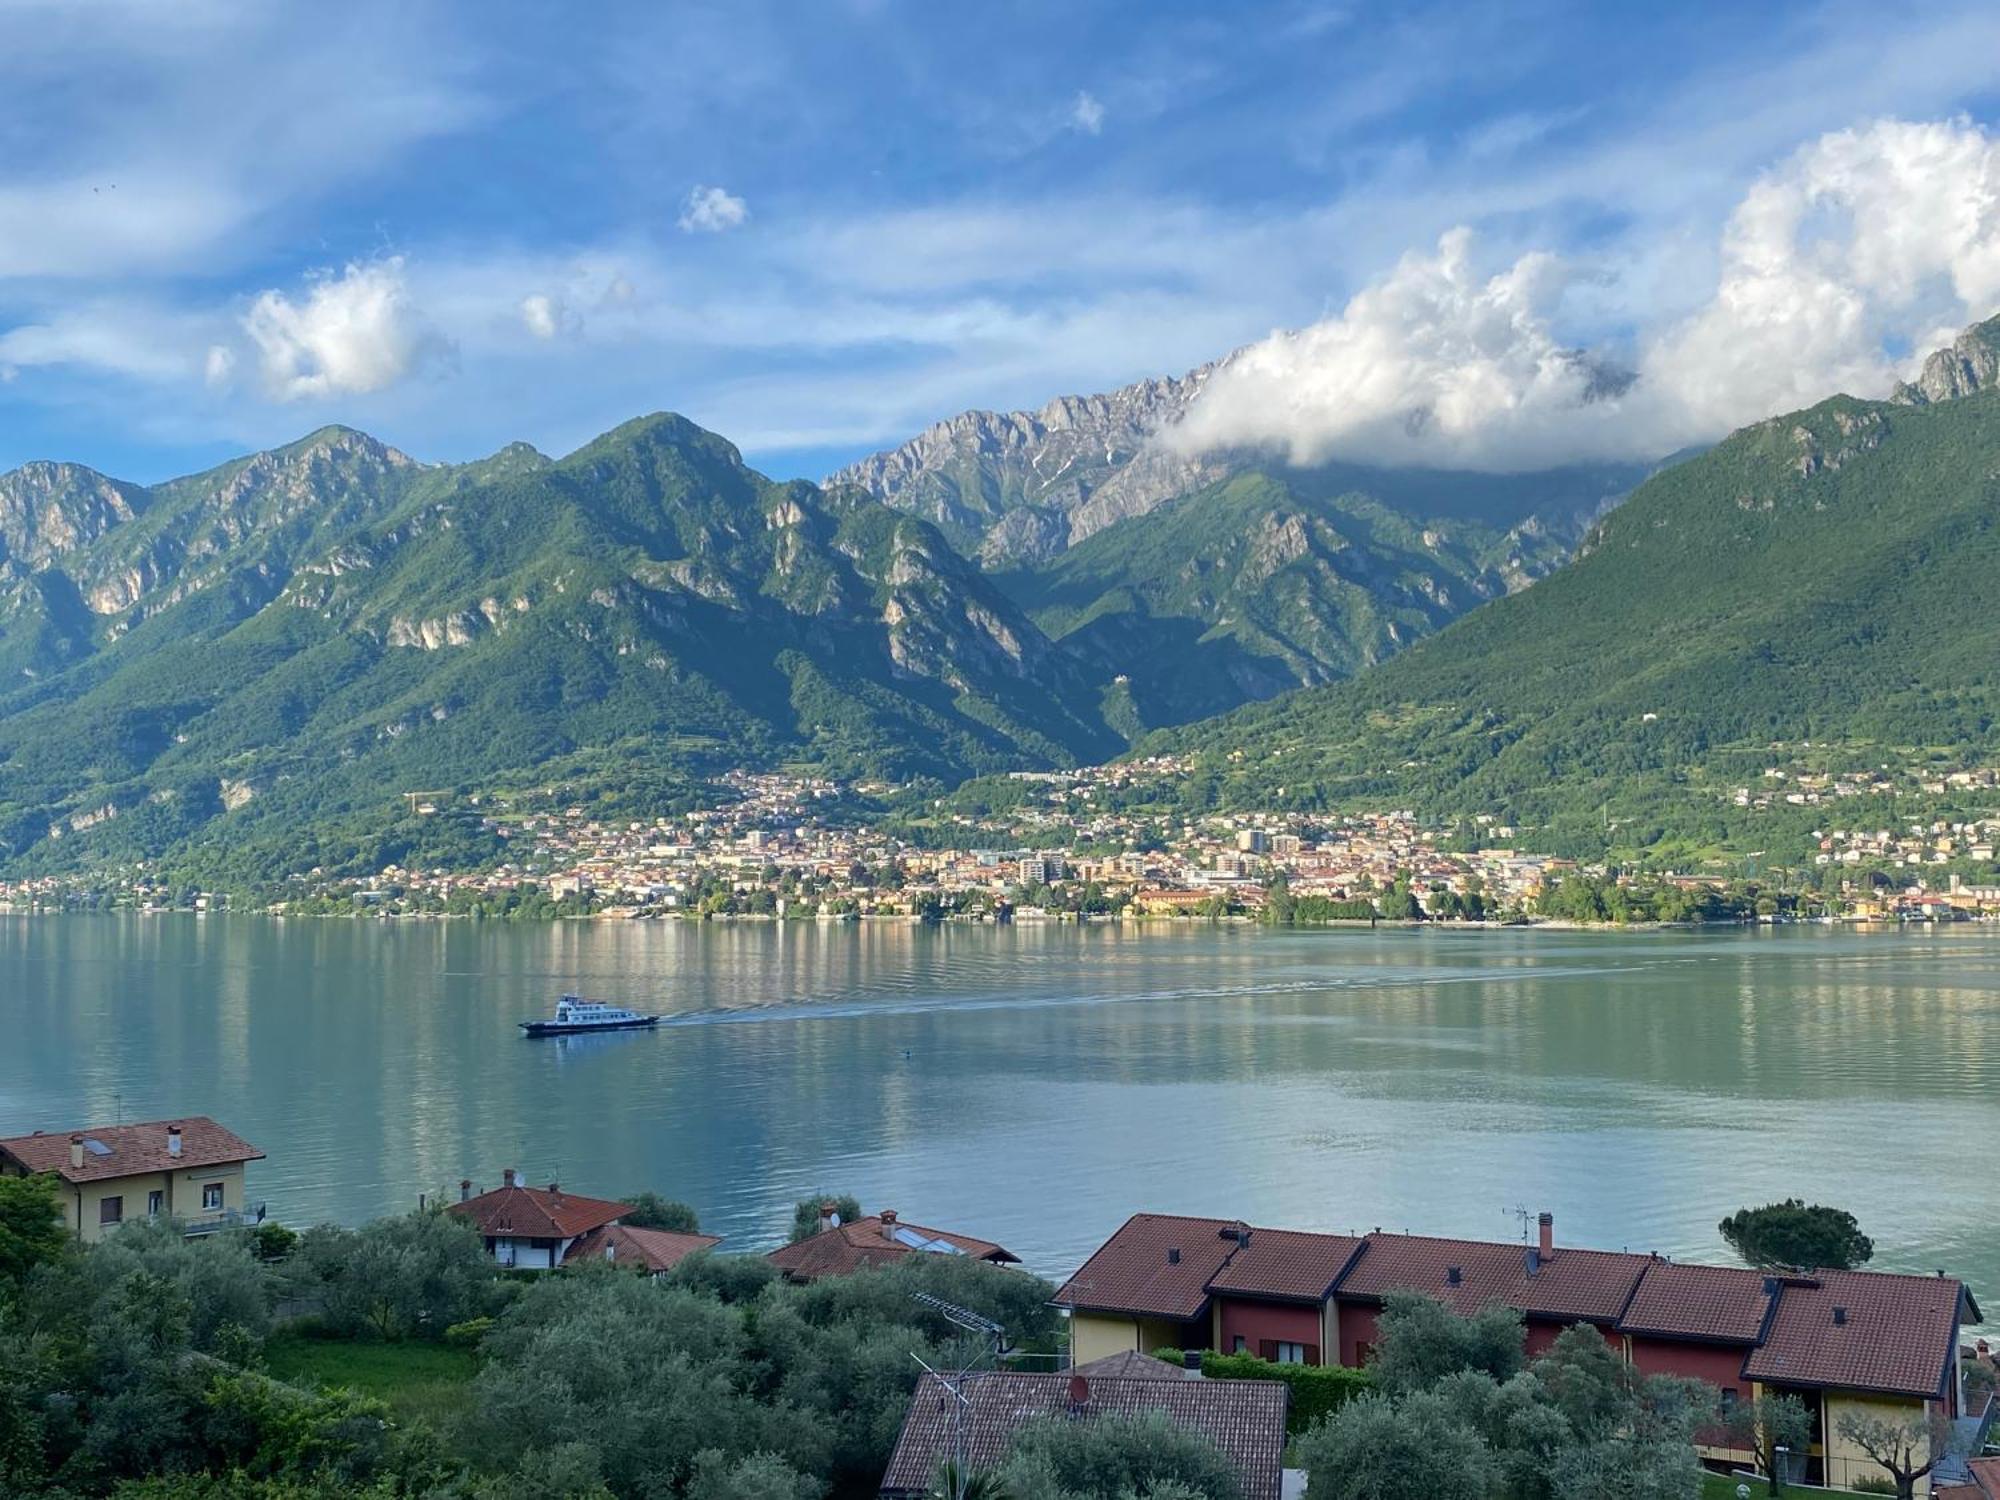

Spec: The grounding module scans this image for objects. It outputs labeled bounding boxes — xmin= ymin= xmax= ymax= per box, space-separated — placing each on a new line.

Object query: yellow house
xmin=0 ymin=1116 xmax=265 ymax=1243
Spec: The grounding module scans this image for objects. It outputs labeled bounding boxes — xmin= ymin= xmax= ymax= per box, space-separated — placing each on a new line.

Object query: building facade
xmin=0 ymin=1117 xmax=264 ymax=1243
xmin=1057 ymin=1211 xmax=1978 ymax=1490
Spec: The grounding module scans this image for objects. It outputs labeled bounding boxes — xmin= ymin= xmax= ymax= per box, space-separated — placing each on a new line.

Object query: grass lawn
xmin=264 ymin=1331 xmax=479 ymax=1429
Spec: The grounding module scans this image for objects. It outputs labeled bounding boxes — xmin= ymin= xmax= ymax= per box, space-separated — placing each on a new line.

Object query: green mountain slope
xmin=995 ymin=463 xmax=1640 ymax=732
xmin=1145 ymin=333 xmax=2000 ymax=854
xmin=0 ymin=415 xmax=1119 ymax=875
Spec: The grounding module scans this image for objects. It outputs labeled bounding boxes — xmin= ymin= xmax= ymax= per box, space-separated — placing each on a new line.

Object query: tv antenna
xmin=908 ymin=1293 xmax=1010 ymax=1500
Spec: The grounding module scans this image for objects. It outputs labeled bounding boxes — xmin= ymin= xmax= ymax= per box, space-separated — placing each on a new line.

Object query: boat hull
xmin=519 ymin=1017 xmax=661 ymax=1037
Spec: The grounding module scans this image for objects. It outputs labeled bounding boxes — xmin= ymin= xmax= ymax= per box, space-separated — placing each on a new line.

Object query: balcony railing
xmin=180 ymin=1204 xmax=267 ymax=1237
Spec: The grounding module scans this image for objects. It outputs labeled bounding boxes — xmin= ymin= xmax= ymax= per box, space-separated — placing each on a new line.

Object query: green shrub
xmin=1155 ymin=1348 xmax=1372 ymax=1435
xmin=444 ymin=1316 xmax=496 ymax=1349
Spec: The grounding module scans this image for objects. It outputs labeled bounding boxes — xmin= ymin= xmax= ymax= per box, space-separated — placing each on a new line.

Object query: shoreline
xmin=0 ymin=906 xmax=1969 ymax=932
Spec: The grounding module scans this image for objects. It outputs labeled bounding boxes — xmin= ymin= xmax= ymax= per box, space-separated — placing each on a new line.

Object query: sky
xmin=4 ymin=0 xmax=2000 ymax=484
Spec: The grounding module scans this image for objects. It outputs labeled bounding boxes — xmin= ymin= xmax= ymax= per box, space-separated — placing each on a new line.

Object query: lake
xmin=4 ymin=916 xmax=1997 ymax=1301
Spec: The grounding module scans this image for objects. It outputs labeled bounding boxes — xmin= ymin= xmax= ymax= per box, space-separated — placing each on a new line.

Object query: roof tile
xmin=880 ymin=1371 xmax=1287 ymax=1500
xmin=0 ymin=1117 xmax=262 ymax=1184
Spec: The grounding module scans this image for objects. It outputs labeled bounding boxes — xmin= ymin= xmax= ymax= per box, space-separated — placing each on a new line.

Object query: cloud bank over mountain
xmin=1172 ymin=119 xmax=2000 ymax=470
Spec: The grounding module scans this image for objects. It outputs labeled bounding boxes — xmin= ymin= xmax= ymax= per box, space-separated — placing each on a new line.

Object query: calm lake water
xmin=5 ymin=916 xmax=1997 ymax=1301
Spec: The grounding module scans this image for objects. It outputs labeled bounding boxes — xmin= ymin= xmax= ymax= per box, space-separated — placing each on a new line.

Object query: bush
xmin=618 ymin=1193 xmax=701 ymax=1233
xmin=444 ymin=1316 xmax=496 ymax=1349
xmin=1157 ymin=1349 xmax=1371 ymax=1435
xmin=249 ymin=1224 xmax=299 ymax=1262
xmin=295 ymin=1210 xmax=499 ymax=1341
xmin=995 ymin=1411 xmax=1243 ymax=1500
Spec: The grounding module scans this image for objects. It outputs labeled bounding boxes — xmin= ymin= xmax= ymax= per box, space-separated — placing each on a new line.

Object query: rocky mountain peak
xmin=1891 ymin=315 xmax=2000 ymax=406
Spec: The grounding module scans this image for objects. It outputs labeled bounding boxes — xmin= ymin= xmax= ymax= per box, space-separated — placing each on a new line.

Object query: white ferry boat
xmin=519 ymin=995 xmax=662 ymax=1037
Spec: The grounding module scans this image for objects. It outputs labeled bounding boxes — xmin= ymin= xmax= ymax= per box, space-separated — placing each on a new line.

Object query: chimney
xmin=548 ymin=1181 xmax=560 ymax=1196
xmin=819 ymin=1200 xmax=840 ymax=1229
xmin=69 ymin=1135 xmax=84 ymax=1170
xmin=503 ymin=1167 xmax=518 ymax=1189
xmin=167 ymin=1124 xmax=183 ymax=1159
xmin=1833 ymin=1306 xmax=1848 ymax=1326
xmin=460 ymin=1179 xmax=472 ymax=1203
xmin=1538 ymin=1211 xmax=1554 ymax=1261
xmin=880 ymin=1208 xmax=898 ymax=1226
xmin=1182 ymin=1350 xmax=1204 ymax=1379
xmin=1067 ymin=1373 xmax=1091 ymax=1413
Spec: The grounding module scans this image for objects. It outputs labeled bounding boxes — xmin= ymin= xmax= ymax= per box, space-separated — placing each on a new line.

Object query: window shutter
xmin=1258 ymin=1340 xmax=1278 ymax=1361
xmin=1304 ymin=1344 xmax=1321 ymax=1365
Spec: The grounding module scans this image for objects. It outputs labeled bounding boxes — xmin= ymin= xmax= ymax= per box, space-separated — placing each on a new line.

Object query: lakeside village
xmin=5 ymin=1110 xmax=2000 ymax=1498
xmin=12 ymin=758 xmax=2000 ymax=923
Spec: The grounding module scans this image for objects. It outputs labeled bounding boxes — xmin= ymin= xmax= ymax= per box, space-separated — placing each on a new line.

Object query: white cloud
xmin=1071 ymin=91 xmax=1105 ymax=135
xmin=203 ymin=343 xmax=235 ymax=387
xmin=242 ymin=257 xmax=446 ymax=402
xmin=1173 ymin=117 xmax=2000 ymax=470
xmin=1642 ymin=117 xmax=2000 ymax=438
xmin=678 ymin=185 xmax=749 ymax=234
xmin=519 ymin=292 xmax=568 ymax=339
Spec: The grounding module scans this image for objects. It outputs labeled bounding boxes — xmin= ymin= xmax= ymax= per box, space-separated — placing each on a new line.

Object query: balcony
xmin=180 ymin=1204 xmax=267 ymax=1237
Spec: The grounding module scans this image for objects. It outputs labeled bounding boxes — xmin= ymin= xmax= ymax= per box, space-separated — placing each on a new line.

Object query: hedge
xmin=1153 ymin=1348 xmax=1371 ymax=1434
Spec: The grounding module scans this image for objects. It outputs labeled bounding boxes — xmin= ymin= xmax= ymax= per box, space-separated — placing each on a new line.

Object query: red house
xmin=1056 ymin=1210 xmax=1980 ymax=1490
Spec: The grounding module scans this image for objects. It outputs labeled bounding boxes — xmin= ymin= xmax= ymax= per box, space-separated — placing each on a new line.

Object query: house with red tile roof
xmin=1056 ymin=1210 xmax=1981 ymax=1491
xmin=0 ymin=1116 xmax=264 ymax=1242
xmin=768 ymin=1206 xmax=1019 ymax=1283
xmin=447 ymin=1169 xmax=631 ymax=1270
xmin=879 ymin=1363 xmax=1287 ymax=1500
xmin=562 ymin=1221 xmax=722 ymax=1276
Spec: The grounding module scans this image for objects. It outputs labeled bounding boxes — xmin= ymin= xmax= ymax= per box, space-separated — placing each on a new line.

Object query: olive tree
xmin=1835 ymin=1408 xmax=1950 ymax=1500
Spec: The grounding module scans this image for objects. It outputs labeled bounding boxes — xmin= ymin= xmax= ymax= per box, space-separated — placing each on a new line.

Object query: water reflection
xmin=2 ymin=917 xmax=1997 ymax=1308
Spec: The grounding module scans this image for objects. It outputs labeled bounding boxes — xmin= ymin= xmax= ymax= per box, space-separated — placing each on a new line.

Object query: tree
xmin=994 ymin=1411 xmax=1242 ymax=1500
xmin=1722 ymin=1393 xmax=1814 ymax=1488
xmin=1835 ymin=1409 xmax=1949 ymax=1500
xmin=1718 ymin=1200 xmax=1873 ymax=1271
xmin=790 ymin=1193 xmax=863 ymax=1244
xmin=1368 ymin=1291 xmax=1525 ymax=1395
xmin=0 ymin=1172 xmax=68 ymax=1296
xmin=618 ymin=1193 xmax=701 ymax=1233
xmin=298 ymin=1209 xmax=498 ymax=1341
xmin=1296 ymin=1389 xmax=1492 ymax=1500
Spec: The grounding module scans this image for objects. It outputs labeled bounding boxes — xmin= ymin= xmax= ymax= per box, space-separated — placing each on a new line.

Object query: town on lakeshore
xmin=11 ymin=760 xmax=2000 ymax=924
xmin=3 ymin=1108 xmax=1995 ymax=1498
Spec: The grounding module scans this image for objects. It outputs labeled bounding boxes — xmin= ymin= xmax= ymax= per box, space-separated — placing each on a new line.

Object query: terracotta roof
xmin=1338 ymin=1233 xmax=1648 ymax=1324
xmin=0 ymin=1117 xmax=263 ymax=1184
xmin=879 ymin=1371 xmax=1288 ymax=1500
xmin=1619 ymin=1261 xmax=1774 ymax=1344
xmin=563 ymin=1222 xmax=721 ymax=1273
xmin=1209 ymin=1228 xmax=1365 ymax=1303
xmin=447 ymin=1182 xmax=626 ymax=1241
xmin=1073 ymin=1350 xmax=1189 ymax=1380
xmin=767 ymin=1212 xmax=1019 ymax=1281
xmin=1743 ymin=1269 xmax=1967 ymax=1398
xmin=1053 ymin=1214 xmax=1246 ymax=1320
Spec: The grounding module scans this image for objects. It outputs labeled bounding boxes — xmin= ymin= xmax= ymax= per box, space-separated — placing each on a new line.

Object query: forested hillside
xmin=1144 ymin=348 xmax=2000 ymax=856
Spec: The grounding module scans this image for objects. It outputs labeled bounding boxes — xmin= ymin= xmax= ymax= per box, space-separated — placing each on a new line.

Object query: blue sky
xmin=4 ymin=0 xmax=2000 ymax=484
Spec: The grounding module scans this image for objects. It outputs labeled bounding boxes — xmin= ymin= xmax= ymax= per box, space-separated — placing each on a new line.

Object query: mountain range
xmin=1145 ymin=314 xmax=2000 ymax=856
xmin=7 ymin=311 xmax=1997 ymax=880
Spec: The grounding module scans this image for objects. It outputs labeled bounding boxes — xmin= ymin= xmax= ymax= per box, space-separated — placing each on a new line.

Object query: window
xmin=1275 ymin=1342 xmax=1310 ymax=1365
xmin=99 ymin=1195 xmax=123 ymax=1226
xmin=1720 ymin=1388 xmax=1740 ymax=1411
xmin=147 ymin=1190 xmax=164 ymax=1217
xmin=1232 ymin=1336 xmax=1247 ymax=1354
xmin=202 ymin=1182 xmax=224 ymax=1211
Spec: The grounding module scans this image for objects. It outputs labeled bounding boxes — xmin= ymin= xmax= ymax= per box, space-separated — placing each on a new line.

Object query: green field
xmin=264 ymin=1331 xmax=479 ymax=1429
